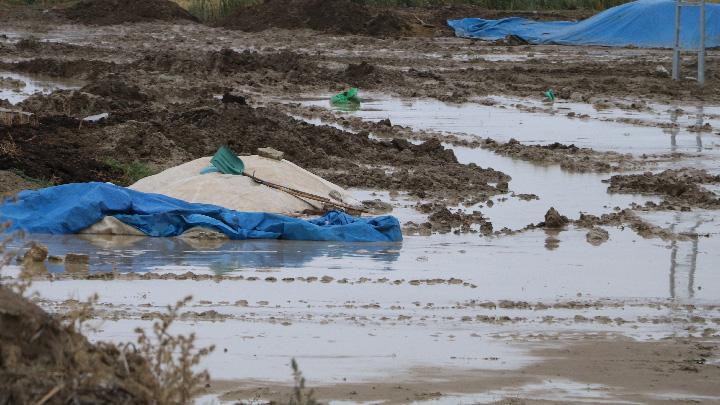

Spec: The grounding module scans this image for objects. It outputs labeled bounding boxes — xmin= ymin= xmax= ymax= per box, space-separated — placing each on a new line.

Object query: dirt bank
xmin=220 ymin=0 xmax=410 ymax=37
xmin=481 ymin=138 xmax=670 ymax=173
xmin=0 ymin=286 xmax=157 ymax=404
xmin=607 ymin=169 xmax=720 ymax=210
xmin=61 ymin=0 xmax=198 ymax=26
xmin=1 ymin=89 xmax=509 ymax=205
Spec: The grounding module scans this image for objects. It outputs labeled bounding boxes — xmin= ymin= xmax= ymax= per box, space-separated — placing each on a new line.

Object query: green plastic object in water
xmin=331 ymin=87 xmax=359 ymax=104
xmin=544 ymin=89 xmax=556 ymax=102
xmin=210 ymin=146 xmax=245 ymax=175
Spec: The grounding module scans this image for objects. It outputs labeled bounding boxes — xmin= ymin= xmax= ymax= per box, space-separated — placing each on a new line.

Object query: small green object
xmin=331 ymin=87 xmax=359 ymax=104
xmin=544 ymin=89 xmax=556 ymax=102
xmin=210 ymin=146 xmax=245 ymax=175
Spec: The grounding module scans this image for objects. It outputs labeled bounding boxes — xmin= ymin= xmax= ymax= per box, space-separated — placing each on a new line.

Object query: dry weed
xmin=134 ymin=295 xmax=216 ymax=404
xmin=289 ymin=358 xmax=320 ymax=405
xmin=0 ymin=134 xmax=21 ymax=159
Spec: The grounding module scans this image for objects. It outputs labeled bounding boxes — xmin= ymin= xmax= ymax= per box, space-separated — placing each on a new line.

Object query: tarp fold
xmin=0 ymin=183 xmax=402 ymax=242
xmin=448 ymin=0 xmax=720 ymax=48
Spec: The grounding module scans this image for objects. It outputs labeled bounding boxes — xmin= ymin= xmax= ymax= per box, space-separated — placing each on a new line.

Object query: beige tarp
xmin=81 ymin=155 xmax=358 ymax=236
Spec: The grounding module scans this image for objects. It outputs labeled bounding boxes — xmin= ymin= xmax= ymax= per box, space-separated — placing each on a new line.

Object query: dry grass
xmin=134 ymin=295 xmax=216 ymax=404
xmin=173 ymin=0 xmax=258 ymax=22
xmin=0 ymin=134 xmax=21 ymax=159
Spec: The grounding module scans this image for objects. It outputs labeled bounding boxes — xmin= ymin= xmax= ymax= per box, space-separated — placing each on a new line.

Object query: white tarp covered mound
xmin=130 ymin=155 xmax=357 ymax=215
xmin=80 ymin=155 xmax=359 ymax=237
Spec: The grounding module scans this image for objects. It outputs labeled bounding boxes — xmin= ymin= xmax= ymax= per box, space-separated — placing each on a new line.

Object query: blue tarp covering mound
xmin=448 ymin=0 xmax=720 ymax=48
xmin=0 ymin=183 xmax=402 ymax=242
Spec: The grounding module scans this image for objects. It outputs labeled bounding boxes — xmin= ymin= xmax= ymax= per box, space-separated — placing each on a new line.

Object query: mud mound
xmin=136 ymin=48 xmax=316 ymax=77
xmin=3 ymin=58 xmax=117 ymax=80
xmin=0 ymin=117 xmax=125 ymax=184
xmin=481 ymin=138 xmax=641 ymax=173
xmin=1 ymin=98 xmax=509 ymax=205
xmin=82 ymin=79 xmax=149 ymax=104
xmin=221 ymin=0 xmax=409 ymax=37
xmin=606 ymin=169 xmax=720 ymax=209
xmin=0 ymin=287 xmax=157 ymax=404
xmin=62 ymin=0 xmax=198 ymax=25
xmin=18 ymin=79 xmax=149 ymax=119
xmin=18 ymin=90 xmax=111 ymax=117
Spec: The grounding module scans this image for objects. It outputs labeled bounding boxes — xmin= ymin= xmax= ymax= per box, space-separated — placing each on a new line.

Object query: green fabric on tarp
xmin=331 ymin=88 xmax=359 ymax=104
xmin=210 ymin=146 xmax=245 ymax=175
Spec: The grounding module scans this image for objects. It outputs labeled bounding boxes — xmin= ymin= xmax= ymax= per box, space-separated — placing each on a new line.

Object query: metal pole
xmin=698 ymin=0 xmax=706 ymax=86
xmin=672 ymin=0 xmax=682 ymax=81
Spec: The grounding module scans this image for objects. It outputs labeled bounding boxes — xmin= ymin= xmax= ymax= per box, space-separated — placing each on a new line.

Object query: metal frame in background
xmin=672 ymin=0 xmax=706 ymax=86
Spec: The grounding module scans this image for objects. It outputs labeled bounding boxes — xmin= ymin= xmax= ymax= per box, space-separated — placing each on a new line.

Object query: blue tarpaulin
xmin=448 ymin=0 xmax=720 ymax=48
xmin=0 ymin=183 xmax=402 ymax=242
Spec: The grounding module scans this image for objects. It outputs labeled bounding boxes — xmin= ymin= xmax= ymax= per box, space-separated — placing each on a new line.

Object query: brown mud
xmin=221 ymin=0 xmax=410 ymax=37
xmin=0 ymin=7 xmax=716 ymax=236
xmin=481 ymin=138 xmax=675 ymax=173
xmin=607 ymin=169 xmax=720 ymax=210
xmin=1 ymin=89 xmax=508 ymax=205
xmin=211 ymin=337 xmax=720 ymax=405
xmin=0 ymin=286 xmax=158 ymax=404
xmin=61 ymin=0 xmax=198 ymax=26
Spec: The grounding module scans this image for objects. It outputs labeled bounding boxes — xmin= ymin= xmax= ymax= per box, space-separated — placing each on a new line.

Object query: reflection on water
xmin=667 ymin=106 xmax=707 ymax=153
xmin=301 ymin=94 xmax=720 ymax=159
xmin=10 ymin=234 xmax=401 ymax=274
xmin=669 ymin=215 xmax=702 ymax=300
xmin=0 ymin=71 xmax=83 ymax=104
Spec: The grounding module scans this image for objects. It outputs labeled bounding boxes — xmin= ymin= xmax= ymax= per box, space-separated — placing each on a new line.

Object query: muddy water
xmin=301 ymin=94 xmax=720 ymax=160
xmin=0 ymin=70 xmax=83 ymax=104
xmin=12 ymin=94 xmax=720 ymax=396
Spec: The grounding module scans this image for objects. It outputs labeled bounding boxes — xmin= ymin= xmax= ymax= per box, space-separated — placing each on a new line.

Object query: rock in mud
xmin=65 ymin=253 xmax=90 ymax=264
xmin=586 ymin=227 xmax=610 ymax=246
xmin=419 ymin=203 xmax=493 ymax=235
xmin=221 ymin=92 xmax=247 ymax=105
xmin=23 ymin=242 xmax=48 ymax=262
xmin=362 ymin=199 xmax=393 ymax=214
xmin=544 ymin=207 xmax=569 ymax=228
xmin=257 ymin=147 xmax=284 ymax=161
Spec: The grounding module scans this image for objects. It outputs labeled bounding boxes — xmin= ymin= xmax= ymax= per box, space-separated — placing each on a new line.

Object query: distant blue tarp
xmin=448 ymin=0 xmax=720 ymax=48
xmin=0 ymin=183 xmax=402 ymax=242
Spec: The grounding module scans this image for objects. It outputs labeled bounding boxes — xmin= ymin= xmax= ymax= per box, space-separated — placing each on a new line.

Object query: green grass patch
xmin=104 ymin=159 xmax=156 ymax=184
xmin=8 ymin=169 xmax=55 ymax=188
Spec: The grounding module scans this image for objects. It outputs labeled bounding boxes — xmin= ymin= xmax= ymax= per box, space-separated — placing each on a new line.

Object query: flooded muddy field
xmin=1 ymin=3 xmax=720 ymax=404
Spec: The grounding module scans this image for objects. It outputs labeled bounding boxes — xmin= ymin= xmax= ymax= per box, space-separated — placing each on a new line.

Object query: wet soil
xmin=61 ymin=0 xmax=198 ymax=26
xmin=0 ymin=286 xmax=158 ymax=404
xmin=221 ymin=0 xmax=409 ymax=37
xmin=607 ymin=169 xmax=720 ymax=210
xmin=1 ymin=89 xmax=508 ymax=205
xmin=220 ymin=0 xmax=594 ymax=38
xmin=481 ymin=138 xmax=665 ymax=173
xmin=212 ymin=337 xmax=720 ymax=405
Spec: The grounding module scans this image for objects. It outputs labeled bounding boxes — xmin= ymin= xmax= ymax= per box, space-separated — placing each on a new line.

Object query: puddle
xmin=0 ymin=71 xmax=83 ymax=104
xmin=451 ymin=146 xmax=656 ymax=229
xmin=12 ymin=221 xmax=720 ymax=302
xmin=416 ymin=380 xmax=642 ymax=404
xmin=300 ymin=94 xmax=720 ymax=161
